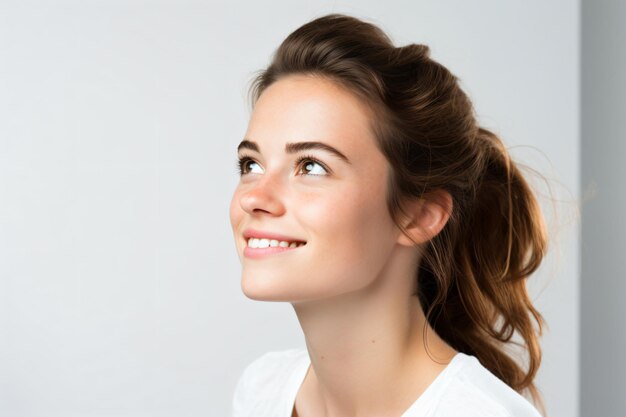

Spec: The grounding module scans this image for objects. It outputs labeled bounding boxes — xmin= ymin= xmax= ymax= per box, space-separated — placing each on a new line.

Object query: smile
xmin=247 ymin=238 xmax=305 ymax=248
xmin=243 ymin=238 xmax=307 ymax=259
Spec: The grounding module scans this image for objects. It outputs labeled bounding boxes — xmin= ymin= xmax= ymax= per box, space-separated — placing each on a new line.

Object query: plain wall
xmin=0 ymin=1 xmax=580 ymax=416
xmin=580 ymin=1 xmax=626 ymax=416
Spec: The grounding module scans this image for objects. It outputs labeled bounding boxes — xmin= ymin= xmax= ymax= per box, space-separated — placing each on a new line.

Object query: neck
xmin=291 ymin=247 xmax=457 ymax=417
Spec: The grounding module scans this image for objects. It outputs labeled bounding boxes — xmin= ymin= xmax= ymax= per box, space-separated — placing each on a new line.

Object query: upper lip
xmin=242 ymin=228 xmax=307 ymax=243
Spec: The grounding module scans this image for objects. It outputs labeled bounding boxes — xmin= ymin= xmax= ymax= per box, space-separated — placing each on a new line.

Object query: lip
xmin=243 ymin=243 xmax=306 ymax=259
xmin=242 ymin=228 xmax=307 ymax=243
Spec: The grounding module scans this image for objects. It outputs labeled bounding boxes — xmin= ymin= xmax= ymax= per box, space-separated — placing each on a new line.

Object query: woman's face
xmin=229 ymin=74 xmax=402 ymax=302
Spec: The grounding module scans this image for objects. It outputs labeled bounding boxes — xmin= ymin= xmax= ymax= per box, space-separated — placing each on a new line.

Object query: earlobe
xmin=396 ymin=190 xmax=453 ymax=247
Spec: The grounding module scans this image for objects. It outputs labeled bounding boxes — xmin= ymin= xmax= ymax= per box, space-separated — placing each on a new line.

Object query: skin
xmin=229 ymin=74 xmax=457 ymax=417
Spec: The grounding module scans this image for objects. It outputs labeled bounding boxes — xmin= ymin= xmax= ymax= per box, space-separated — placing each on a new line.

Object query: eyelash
xmin=235 ymin=154 xmax=330 ymax=177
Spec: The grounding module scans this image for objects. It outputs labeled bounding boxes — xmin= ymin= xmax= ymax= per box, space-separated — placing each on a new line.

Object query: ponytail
xmin=417 ymin=127 xmax=548 ymax=415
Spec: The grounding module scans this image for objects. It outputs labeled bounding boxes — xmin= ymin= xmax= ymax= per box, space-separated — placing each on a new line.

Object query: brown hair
xmin=247 ymin=13 xmax=548 ymax=415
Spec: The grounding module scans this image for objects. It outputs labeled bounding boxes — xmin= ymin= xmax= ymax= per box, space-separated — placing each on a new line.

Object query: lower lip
xmin=243 ymin=242 xmax=306 ymax=259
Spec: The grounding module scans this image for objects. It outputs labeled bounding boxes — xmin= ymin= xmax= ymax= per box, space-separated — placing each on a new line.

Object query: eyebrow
xmin=237 ymin=139 xmax=352 ymax=165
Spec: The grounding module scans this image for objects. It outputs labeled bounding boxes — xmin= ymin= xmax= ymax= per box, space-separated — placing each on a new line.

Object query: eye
xmin=236 ymin=156 xmax=262 ymax=175
xmin=295 ymin=155 xmax=329 ymax=176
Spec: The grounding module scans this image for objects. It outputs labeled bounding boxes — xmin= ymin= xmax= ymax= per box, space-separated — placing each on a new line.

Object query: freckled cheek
xmin=299 ymin=192 xmax=377 ymax=259
xmin=297 ymin=197 xmax=385 ymax=291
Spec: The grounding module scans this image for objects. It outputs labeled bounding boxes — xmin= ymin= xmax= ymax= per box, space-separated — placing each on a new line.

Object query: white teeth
xmin=247 ymin=238 xmax=306 ymax=249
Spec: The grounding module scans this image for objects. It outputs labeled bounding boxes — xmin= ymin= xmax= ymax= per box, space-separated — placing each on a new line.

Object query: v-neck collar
xmin=284 ymin=350 xmax=467 ymax=417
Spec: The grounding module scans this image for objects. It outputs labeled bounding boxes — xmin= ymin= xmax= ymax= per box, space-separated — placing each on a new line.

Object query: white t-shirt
xmin=232 ymin=348 xmax=543 ymax=417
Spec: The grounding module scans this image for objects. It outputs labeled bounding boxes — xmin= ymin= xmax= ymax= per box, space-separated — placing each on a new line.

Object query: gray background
xmin=581 ymin=1 xmax=626 ymax=417
xmin=0 ymin=1 xmax=619 ymax=417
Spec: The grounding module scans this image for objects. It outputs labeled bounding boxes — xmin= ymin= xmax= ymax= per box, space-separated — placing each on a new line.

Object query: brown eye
xmin=296 ymin=155 xmax=329 ymax=176
xmin=236 ymin=156 xmax=261 ymax=176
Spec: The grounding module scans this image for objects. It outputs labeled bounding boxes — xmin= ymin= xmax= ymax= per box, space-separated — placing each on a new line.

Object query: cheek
xmin=298 ymin=183 xmax=395 ymax=289
xmin=323 ymin=198 xmax=389 ymax=254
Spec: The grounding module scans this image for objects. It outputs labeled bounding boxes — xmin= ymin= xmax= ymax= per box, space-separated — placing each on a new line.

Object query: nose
xmin=238 ymin=173 xmax=286 ymax=216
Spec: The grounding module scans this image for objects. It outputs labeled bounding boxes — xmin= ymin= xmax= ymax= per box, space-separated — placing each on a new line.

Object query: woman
xmin=230 ymin=13 xmax=547 ymax=417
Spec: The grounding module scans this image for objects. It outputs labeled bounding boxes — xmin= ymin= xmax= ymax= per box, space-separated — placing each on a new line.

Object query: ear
xmin=396 ymin=190 xmax=453 ymax=247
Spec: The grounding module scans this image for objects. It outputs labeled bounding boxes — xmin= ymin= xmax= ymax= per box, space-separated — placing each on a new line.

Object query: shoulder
xmin=432 ymin=353 xmax=543 ymax=417
xmin=232 ymin=348 xmax=308 ymax=417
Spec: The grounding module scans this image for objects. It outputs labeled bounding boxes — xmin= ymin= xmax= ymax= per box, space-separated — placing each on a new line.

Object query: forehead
xmin=245 ymin=75 xmax=378 ymax=156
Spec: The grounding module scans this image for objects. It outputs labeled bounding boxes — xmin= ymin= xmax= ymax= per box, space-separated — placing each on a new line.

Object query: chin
xmin=240 ymin=274 xmax=294 ymax=302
